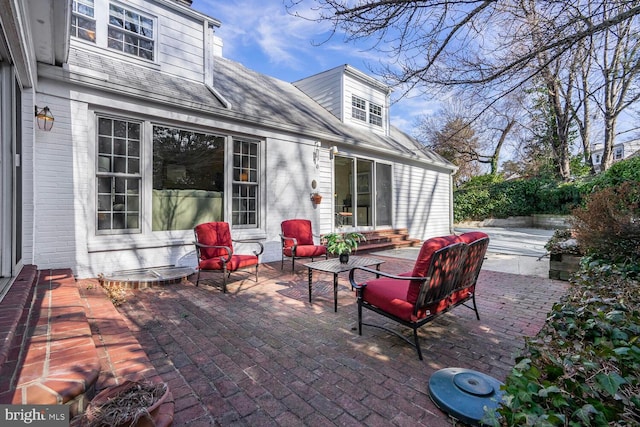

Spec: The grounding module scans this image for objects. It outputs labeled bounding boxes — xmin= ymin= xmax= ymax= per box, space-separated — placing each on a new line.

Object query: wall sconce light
xmin=313 ymin=141 xmax=321 ymax=168
xmin=330 ymin=145 xmax=338 ymax=159
xmin=35 ymin=106 xmax=54 ymax=131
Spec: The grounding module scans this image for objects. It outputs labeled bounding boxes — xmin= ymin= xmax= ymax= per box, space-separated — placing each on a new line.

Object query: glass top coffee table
xmin=303 ymin=256 xmax=384 ymax=312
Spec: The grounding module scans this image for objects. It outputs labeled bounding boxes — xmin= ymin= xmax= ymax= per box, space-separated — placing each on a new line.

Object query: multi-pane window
xmin=71 ymin=0 xmax=96 ymax=42
xmin=232 ymin=139 xmax=259 ymax=227
xmin=351 ymin=96 xmax=367 ymax=122
xmin=152 ymin=127 xmax=225 ymax=231
xmin=352 ymin=95 xmax=383 ymax=127
xmin=97 ymin=117 xmax=141 ymax=232
xmin=108 ymin=4 xmax=154 ymax=60
xmin=614 ymin=147 xmax=623 ymax=160
xmin=369 ymin=103 xmax=382 ymax=126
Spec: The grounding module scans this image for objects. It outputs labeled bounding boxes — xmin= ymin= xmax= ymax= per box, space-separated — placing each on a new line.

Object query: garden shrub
xmin=494 ymin=264 xmax=640 ymax=426
xmin=572 ymin=181 xmax=640 ymax=265
xmin=590 ymin=156 xmax=640 ymax=191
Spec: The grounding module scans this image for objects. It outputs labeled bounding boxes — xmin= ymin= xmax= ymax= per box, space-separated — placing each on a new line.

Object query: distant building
xmin=591 ymin=140 xmax=640 ymax=171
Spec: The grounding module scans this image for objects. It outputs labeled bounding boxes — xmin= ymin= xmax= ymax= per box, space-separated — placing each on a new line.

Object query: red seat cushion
xmin=195 ymin=222 xmax=233 ymax=260
xmin=457 ymin=231 xmax=489 ymax=244
xmin=283 ymin=244 xmax=327 ymax=258
xmin=281 ymin=219 xmax=315 ymax=247
xmin=199 ymin=254 xmax=258 ymax=271
xmin=362 ymin=277 xmax=443 ymax=322
xmin=407 ymin=235 xmax=461 ymax=304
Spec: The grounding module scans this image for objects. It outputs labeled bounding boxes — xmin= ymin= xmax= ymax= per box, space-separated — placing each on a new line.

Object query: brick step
xmin=0 ymin=268 xmax=100 ymax=417
xmin=356 ymin=229 xmax=421 ymax=253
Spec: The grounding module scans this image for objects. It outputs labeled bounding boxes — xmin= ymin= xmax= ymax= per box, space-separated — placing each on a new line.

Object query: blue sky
xmin=191 ymin=0 xmax=438 ymax=134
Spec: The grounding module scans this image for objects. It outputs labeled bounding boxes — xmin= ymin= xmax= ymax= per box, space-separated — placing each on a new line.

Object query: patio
xmin=78 ymin=254 xmax=566 ymax=426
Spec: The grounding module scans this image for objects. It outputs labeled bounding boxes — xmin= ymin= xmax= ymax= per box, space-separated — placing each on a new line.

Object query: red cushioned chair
xmin=349 ymin=235 xmax=477 ymax=360
xmin=280 ymin=219 xmax=327 ymax=271
xmin=194 ymin=222 xmax=264 ymax=293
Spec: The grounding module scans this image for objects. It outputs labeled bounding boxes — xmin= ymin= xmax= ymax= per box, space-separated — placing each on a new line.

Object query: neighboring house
xmin=0 ymin=0 xmax=456 ymax=283
xmin=591 ymin=140 xmax=640 ymax=172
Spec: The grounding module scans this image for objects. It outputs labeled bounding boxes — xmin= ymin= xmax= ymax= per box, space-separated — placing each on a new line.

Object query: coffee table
xmin=304 ymin=256 xmax=384 ymax=312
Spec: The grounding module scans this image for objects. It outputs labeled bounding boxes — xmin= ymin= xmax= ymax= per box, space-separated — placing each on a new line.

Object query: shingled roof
xmin=61 ymin=47 xmax=452 ymax=168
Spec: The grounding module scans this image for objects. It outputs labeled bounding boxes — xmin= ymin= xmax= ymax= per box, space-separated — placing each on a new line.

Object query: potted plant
xmin=323 ymin=232 xmax=366 ymax=263
xmin=545 ymin=229 xmax=583 ymax=281
xmin=311 ymin=192 xmax=322 ymax=204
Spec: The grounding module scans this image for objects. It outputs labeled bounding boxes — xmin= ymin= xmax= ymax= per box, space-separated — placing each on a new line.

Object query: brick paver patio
xmin=77 ymin=256 xmax=568 ymax=426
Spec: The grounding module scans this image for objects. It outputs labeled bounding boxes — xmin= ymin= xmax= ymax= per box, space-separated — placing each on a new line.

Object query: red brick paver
xmin=82 ymin=258 xmax=568 ymax=426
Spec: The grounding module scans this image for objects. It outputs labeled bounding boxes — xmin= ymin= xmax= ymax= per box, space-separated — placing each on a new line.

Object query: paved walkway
xmin=77 ymin=256 xmax=568 ymax=426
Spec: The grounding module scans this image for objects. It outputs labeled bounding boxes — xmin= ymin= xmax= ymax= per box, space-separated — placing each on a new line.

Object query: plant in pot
xmin=311 ymin=192 xmax=322 ymax=204
xmin=323 ymin=232 xmax=366 ymax=264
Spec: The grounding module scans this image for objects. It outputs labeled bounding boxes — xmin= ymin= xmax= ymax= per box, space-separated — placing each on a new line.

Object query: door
xmin=375 ymin=163 xmax=392 ymax=227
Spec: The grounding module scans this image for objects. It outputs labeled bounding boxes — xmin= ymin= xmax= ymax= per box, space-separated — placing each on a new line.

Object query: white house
xmin=0 ymin=0 xmax=456 ymax=285
xmin=591 ymin=140 xmax=640 ymax=172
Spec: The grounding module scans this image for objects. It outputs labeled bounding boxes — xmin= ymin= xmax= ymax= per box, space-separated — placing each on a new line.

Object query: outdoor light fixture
xmin=313 ymin=141 xmax=321 ymax=168
xmin=330 ymin=145 xmax=339 ymax=159
xmin=35 ymin=106 xmax=54 ymax=131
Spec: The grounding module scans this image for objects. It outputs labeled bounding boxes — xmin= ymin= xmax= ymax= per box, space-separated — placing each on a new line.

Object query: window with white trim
xmin=96 ymin=117 xmax=141 ymax=233
xmin=71 ymin=0 xmax=96 ymax=42
xmin=232 ymin=139 xmax=259 ymax=228
xmin=369 ymin=102 xmax=382 ymax=126
xmin=614 ymin=147 xmax=623 ymax=160
xmin=351 ymin=96 xmax=367 ymax=122
xmin=352 ymin=95 xmax=383 ymax=127
xmin=108 ymin=3 xmax=155 ymax=60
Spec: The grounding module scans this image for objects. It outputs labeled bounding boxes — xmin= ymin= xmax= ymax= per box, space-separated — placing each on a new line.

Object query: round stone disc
xmin=428 ymin=368 xmax=504 ymax=426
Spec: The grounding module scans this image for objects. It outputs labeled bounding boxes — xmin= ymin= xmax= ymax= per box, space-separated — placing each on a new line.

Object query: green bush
xmin=590 ymin=156 xmax=640 ymax=191
xmin=454 ymin=177 xmax=585 ymax=221
xmin=494 ymin=263 xmax=640 ymax=426
xmin=454 ymin=157 xmax=640 ymax=222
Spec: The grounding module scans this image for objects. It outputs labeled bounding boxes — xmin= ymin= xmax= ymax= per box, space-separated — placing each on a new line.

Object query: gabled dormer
xmin=69 ymin=0 xmax=222 ymax=85
xmin=293 ymin=65 xmax=392 ymax=136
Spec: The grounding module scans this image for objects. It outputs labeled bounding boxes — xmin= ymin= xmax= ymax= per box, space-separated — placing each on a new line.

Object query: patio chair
xmin=280 ymin=219 xmax=327 ymax=271
xmin=194 ymin=222 xmax=264 ymax=293
xmin=450 ymin=232 xmax=490 ymax=318
xmin=349 ymin=234 xmax=481 ymax=360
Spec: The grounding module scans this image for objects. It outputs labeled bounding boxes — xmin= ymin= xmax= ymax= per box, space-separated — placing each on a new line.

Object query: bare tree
xmin=590 ymin=1 xmax=640 ymax=171
xmin=415 ymin=108 xmax=480 ymax=185
xmin=287 ymin=0 xmax=640 ymax=173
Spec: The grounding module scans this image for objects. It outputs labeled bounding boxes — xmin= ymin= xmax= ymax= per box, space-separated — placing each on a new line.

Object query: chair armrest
xmin=194 ymin=242 xmax=232 ymax=262
xmin=348 ymin=266 xmax=427 ymax=290
xmin=233 ymin=239 xmax=265 ymax=256
xmin=280 ymin=234 xmax=298 ymax=247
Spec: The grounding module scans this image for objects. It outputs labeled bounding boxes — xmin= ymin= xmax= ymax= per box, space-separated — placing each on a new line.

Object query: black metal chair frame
xmin=194 ymin=235 xmax=264 ymax=293
xmin=280 ymin=234 xmax=328 ymax=271
xmin=349 ymin=242 xmax=479 ymax=360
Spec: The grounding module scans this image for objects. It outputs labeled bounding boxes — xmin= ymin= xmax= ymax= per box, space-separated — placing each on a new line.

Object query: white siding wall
xmin=73 ymin=0 xmax=207 ymax=83
xmin=33 ymin=78 xmax=337 ymax=277
xmin=342 ymin=74 xmax=387 ymax=135
xmin=31 ymin=79 xmax=452 ymax=276
xmin=392 ymin=162 xmax=452 ymax=240
xmin=293 ymin=69 xmax=343 ymax=120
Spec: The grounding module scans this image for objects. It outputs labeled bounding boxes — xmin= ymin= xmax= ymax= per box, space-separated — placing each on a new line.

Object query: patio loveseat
xmin=348 ymin=232 xmax=489 ymax=360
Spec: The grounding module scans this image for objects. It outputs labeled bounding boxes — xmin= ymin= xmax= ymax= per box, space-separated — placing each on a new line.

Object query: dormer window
xmin=108 ymin=4 xmax=155 ymax=60
xmin=351 ymin=95 xmax=383 ymax=127
xmin=72 ymin=0 xmax=96 ymax=42
xmin=614 ymin=147 xmax=623 ymax=160
xmin=369 ymin=103 xmax=382 ymax=126
xmin=352 ymin=96 xmax=367 ymax=122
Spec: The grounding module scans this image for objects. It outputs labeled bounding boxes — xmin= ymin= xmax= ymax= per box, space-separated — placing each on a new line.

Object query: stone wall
xmin=456 ymin=215 xmax=572 ymax=230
